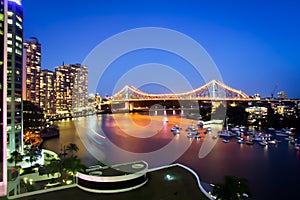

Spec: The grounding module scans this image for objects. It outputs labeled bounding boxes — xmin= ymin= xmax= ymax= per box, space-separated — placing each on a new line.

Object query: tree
xmin=212 ymin=175 xmax=251 ymax=200
xmin=63 ymin=156 xmax=85 ymax=181
xmin=41 ymin=156 xmax=85 ymax=184
xmin=24 ymin=146 xmax=41 ymax=167
xmin=40 ymin=158 xmax=63 ymax=179
xmin=66 ymin=143 xmax=79 ymax=157
xmin=8 ymin=150 xmax=23 ymax=168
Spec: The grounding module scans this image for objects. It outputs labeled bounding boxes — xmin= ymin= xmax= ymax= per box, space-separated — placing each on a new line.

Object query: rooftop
xmin=16 ymin=165 xmax=210 ymax=200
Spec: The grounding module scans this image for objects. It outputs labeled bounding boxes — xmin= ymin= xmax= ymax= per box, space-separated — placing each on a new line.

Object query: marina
xmin=42 ymin=113 xmax=300 ymax=200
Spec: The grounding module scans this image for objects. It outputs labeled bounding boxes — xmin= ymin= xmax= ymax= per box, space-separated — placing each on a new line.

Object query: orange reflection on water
xmin=129 ymin=113 xmax=151 ymax=126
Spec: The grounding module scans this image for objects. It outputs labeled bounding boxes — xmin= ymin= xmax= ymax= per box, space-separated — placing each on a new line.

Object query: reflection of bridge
xmin=111 ymin=80 xmax=250 ymax=111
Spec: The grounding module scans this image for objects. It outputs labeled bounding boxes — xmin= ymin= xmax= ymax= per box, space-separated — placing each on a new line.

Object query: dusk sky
xmin=23 ymin=0 xmax=300 ymax=98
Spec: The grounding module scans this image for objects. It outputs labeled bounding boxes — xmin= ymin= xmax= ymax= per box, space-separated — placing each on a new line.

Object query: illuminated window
xmin=16 ymin=35 xmax=22 ymax=42
xmin=8 ymin=19 xmax=13 ymax=24
xmin=7 ymin=125 xmax=12 ymax=131
xmin=16 ymin=15 xmax=22 ymax=22
xmin=16 ymin=22 xmax=23 ymax=29
xmin=7 ymin=11 xmax=13 ymax=17
xmin=15 ymin=97 xmax=21 ymax=102
xmin=15 ymin=49 xmax=22 ymax=56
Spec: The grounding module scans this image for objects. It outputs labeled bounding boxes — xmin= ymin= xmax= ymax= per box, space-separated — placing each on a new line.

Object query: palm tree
xmin=66 ymin=143 xmax=79 ymax=157
xmin=8 ymin=150 xmax=23 ymax=168
xmin=24 ymin=146 xmax=41 ymax=167
xmin=212 ymin=175 xmax=251 ymax=200
xmin=63 ymin=156 xmax=85 ymax=182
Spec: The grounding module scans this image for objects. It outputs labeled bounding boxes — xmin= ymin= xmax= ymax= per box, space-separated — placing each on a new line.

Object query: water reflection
xmin=43 ymin=113 xmax=300 ymax=200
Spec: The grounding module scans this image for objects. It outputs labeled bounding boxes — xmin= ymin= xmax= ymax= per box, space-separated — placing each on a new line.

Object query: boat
xmin=212 ymin=135 xmax=218 ymax=139
xmin=246 ymin=140 xmax=254 ymax=145
xmin=186 ymin=124 xmax=197 ymax=132
xmin=172 ymin=129 xmax=180 ymax=135
xmin=171 ymin=125 xmax=182 ymax=134
xmin=195 ymin=135 xmax=201 ymax=139
xmin=295 ymin=146 xmax=300 ymax=151
xmin=187 ymin=129 xmax=198 ymax=136
xmin=282 ymin=128 xmax=295 ymax=136
xmin=252 ymin=135 xmax=263 ymax=142
xmin=275 ymin=132 xmax=289 ymax=137
xmin=237 ymin=139 xmax=245 ymax=144
xmin=268 ymin=140 xmax=277 ymax=145
xmin=223 ymin=139 xmax=229 ymax=143
xmin=258 ymin=141 xmax=268 ymax=146
xmin=197 ymin=121 xmax=204 ymax=128
xmin=218 ymin=130 xmax=236 ymax=137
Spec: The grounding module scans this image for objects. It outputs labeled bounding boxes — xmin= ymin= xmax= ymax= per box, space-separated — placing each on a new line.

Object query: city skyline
xmin=23 ymin=0 xmax=300 ymax=98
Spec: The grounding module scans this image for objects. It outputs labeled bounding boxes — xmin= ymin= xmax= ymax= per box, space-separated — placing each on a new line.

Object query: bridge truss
xmin=112 ymin=80 xmax=250 ymax=101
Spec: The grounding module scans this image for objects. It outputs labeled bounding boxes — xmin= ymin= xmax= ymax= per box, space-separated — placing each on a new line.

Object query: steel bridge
xmin=112 ymin=80 xmax=250 ymax=101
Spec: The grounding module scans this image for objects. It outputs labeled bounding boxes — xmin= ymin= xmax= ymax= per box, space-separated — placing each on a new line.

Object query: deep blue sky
xmin=23 ymin=0 xmax=300 ymax=98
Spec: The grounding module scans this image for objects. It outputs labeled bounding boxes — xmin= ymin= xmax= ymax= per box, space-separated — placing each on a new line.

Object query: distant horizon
xmin=23 ymin=0 xmax=300 ymax=98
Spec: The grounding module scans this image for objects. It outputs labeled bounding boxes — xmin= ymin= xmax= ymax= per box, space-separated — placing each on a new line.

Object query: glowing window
xmin=16 ymin=15 xmax=22 ymax=22
xmin=7 ymin=125 xmax=12 ymax=131
xmin=16 ymin=22 xmax=22 ymax=30
xmin=7 ymin=11 xmax=13 ymax=17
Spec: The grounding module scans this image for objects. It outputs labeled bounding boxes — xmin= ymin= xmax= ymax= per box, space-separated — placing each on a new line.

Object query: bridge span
xmin=108 ymin=80 xmax=299 ymax=112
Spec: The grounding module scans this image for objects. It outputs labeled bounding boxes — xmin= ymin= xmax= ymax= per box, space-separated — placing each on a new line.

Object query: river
xmin=42 ymin=113 xmax=300 ymax=200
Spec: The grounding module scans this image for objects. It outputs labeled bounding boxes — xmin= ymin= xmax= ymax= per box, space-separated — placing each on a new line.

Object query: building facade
xmin=40 ymin=69 xmax=55 ymax=116
xmin=0 ymin=0 xmax=7 ymax=195
xmin=1 ymin=0 xmax=23 ymax=196
xmin=55 ymin=64 xmax=88 ymax=116
xmin=6 ymin=0 xmax=23 ymax=154
xmin=23 ymin=37 xmax=41 ymax=106
xmin=277 ymin=91 xmax=287 ymax=100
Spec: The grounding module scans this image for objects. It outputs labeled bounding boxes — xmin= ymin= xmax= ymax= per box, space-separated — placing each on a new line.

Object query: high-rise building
xmin=55 ymin=64 xmax=88 ymax=116
xmin=6 ymin=0 xmax=23 ymax=154
xmin=24 ymin=37 xmax=41 ymax=106
xmin=277 ymin=91 xmax=287 ymax=100
xmin=1 ymin=0 xmax=23 ymax=196
xmin=40 ymin=69 xmax=56 ymax=116
xmin=0 ymin=0 xmax=8 ymax=196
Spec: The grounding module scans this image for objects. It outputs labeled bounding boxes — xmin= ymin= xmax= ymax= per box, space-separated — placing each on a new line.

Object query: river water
xmin=42 ymin=113 xmax=300 ymax=200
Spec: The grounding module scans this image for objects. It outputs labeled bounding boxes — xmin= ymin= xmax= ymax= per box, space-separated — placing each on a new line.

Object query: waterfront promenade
xmin=16 ymin=165 xmax=210 ymax=200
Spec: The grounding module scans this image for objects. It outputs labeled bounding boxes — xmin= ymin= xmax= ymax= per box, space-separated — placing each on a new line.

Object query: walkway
xmin=16 ymin=166 xmax=210 ymax=200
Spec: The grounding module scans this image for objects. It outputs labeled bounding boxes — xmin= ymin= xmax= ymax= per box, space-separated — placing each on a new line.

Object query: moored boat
xmin=223 ymin=139 xmax=229 ymax=143
xmin=258 ymin=141 xmax=268 ymax=146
